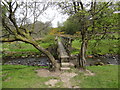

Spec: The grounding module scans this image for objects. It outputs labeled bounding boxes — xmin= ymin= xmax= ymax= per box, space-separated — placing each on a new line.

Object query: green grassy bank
xmin=2 ymin=65 xmax=50 ymax=88
xmin=1 ymin=35 xmax=55 ymax=58
xmin=1 ymin=33 xmax=119 ymax=58
xmin=73 ymin=65 xmax=119 ymax=88
xmin=72 ymin=39 xmax=119 ymax=55
xmin=2 ymin=65 xmax=119 ymax=88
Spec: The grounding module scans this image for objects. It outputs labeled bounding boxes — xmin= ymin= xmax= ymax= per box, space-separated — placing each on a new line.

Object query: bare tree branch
xmin=0 ymin=34 xmax=10 ymax=38
xmin=13 ymin=1 xmax=18 ymax=13
xmin=94 ymin=1 xmax=111 ymax=16
xmin=79 ymin=0 xmax=84 ymax=10
xmin=2 ymin=17 xmax=14 ymax=34
xmin=20 ymin=2 xmax=28 ymax=26
xmin=8 ymin=2 xmax=19 ymax=32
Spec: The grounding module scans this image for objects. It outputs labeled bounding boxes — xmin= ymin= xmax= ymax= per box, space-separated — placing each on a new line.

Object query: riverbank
xmin=72 ymin=39 xmax=119 ymax=55
xmin=2 ymin=65 xmax=119 ymax=88
xmin=3 ymin=54 xmax=119 ymax=67
xmin=1 ymin=37 xmax=119 ymax=67
xmin=2 ymin=41 xmax=54 ymax=58
xmin=2 ymin=38 xmax=119 ymax=58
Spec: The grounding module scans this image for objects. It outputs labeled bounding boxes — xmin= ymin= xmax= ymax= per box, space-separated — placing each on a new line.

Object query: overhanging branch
xmin=0 ymin=38 xmax=19 ymax=42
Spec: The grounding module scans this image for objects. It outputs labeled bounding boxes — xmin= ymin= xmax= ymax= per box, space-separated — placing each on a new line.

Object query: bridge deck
xmin=58 ymin=41 xmax=69 ymax=58
xmin=57 ymin=37 xmax=71 ymax=70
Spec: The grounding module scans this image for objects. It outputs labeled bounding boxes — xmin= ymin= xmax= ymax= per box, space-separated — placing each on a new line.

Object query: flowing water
xmin=3 ymin=57 xmax=50 ymax=66
xmin=86 ymin=56 xmax=119 ymax=66
xmin=3 ymin=55 xmax=119 ymax=66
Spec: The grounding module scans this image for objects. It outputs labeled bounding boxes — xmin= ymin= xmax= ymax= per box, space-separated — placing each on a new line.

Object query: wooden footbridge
xmin=56 ymin=36 xmax=77 ymax=70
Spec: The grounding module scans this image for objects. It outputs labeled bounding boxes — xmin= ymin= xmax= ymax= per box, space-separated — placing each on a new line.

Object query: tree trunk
xmin=78 ymin=38 xmax=87 ymax=70
xmin=31 ymin=42 xmax=60 ymax=71
xmin=18 ymin=38 xmax=60 ymax=71
xmin=78 ymin=23 xmax=88 ymax=70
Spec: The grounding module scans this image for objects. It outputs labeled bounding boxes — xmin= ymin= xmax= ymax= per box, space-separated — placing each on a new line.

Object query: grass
xmin=72 ymin=39 xmax=81 ymax=50
xmin=2 ymin=65 xmax=50 ymax=88
xmin=1 ymin=35 xmax=119 ymax=58
xmin=2 ymin=41 xmax=53 ymax=52
xmin=2 ymin=35 xmax=55 ymax=53
xmin=1 ymin=35 xmax=119 ymax=88
xmin=2 ymin=65 xmax=119 ymax=88
xmin=73 ymin=65 xmax=119 ymax=88
xmin=0 ymin=65 xmax=2 ymax=89
xmin=72 ymin=39 xmax=119 ymax=55
xmin=2 ymin=41 xmax=54 ymax=58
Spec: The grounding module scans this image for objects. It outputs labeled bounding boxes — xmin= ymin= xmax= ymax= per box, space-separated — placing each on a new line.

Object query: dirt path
xmin=35 ymin=69 xmax=79 ymax=88
xmin=59 ymin=72 xmax=78 ymax=88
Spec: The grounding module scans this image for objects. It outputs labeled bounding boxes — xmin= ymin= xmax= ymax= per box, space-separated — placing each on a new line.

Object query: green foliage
xmin=60 ymin=1 xmax=118 ymax=37
xmin=25 ymin=21 xmax=52 ymax=38
xmin=42 ymin=35 xmax=55 ymax=43
xmin=60 ymin=16 xmax=81 ymax=35
xmin=73 ymin=65 xmax=118 ymax=88
xmin=39 ymin=35 xmax=56 ymax=48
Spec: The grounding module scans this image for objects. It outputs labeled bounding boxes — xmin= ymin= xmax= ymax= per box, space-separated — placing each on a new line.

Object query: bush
xmin=42 ymin=35 xmax=55 ymax=44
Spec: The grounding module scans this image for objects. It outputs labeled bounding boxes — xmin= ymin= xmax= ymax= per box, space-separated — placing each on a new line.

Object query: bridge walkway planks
xmin=57 ymin=38 xmax=71 ymax=70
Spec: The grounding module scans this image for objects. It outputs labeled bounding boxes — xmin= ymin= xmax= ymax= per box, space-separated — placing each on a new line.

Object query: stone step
xmin=61 ymin=62 xmax=74 ymax=67
xmin=61 ymin=63 xmax=70 ymax=66
xmin=60 ymin=67 xmax=70 ymax=70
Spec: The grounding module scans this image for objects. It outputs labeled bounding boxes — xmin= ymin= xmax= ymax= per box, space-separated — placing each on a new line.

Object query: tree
xmin=61 ymin=16 xmax=80 ymax=35
xmin=58 ymin=0 xmax=118 ymax=69
xmin=1 ymin=0 xmax=60 ymax=71
xmin=24 ymin=21 xmax=52 ymax=38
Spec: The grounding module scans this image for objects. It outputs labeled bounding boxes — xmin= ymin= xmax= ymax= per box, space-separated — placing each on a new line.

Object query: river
xmin=3 ymin=55 xmax=119 ymax=66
